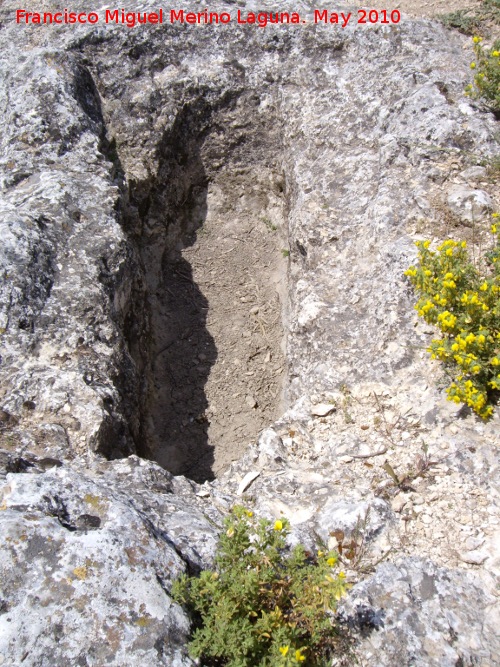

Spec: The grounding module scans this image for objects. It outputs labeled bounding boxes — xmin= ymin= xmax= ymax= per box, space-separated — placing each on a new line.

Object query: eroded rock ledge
xmin=0 ymin=1 xmax=499 ymax=665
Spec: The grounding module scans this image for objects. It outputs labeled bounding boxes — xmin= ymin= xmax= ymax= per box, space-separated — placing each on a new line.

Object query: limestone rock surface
xmin=0 ymin=1 xmax=499 ymax=665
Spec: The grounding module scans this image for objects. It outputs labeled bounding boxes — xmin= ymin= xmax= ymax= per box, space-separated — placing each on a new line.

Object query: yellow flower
xmin=327 ymin=556 xmax=337 ymax=567
xmin=470 ymin=62 xmax=476 ymax=69
xmin=423 ymin=240 xmax=431 ymax=249
xmin=492 ymin=51 xmax=500 ymax=57
xmin=279 ymin=646 xmax=289 ymax=656
xmin=492 ymin=224 xmax=498 ymax=234
xmin=437 ymin=311 xmax=457 ymax=330
xmin=274 ymin=520 xmax=283 ymax=531
xmin=295 ymin=649 xmax=306 ymax=662
xmin=245 ymin=510 xmax=254 ymax=517
xmin=445 ymin=248 xmax=453 ymax=256
xmin=472 ymin=35 xmax=481 ymax=43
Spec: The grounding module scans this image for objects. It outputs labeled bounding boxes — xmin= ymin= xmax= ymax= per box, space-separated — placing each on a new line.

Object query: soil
xmin=150 ymin=167 xmax=287 ymax=482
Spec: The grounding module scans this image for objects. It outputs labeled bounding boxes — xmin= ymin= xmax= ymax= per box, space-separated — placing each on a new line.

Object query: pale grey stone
xmin=340 ymin=559 xmax=499 ymax=667
xmin=447 ymin=185 xmax=493 ymax=223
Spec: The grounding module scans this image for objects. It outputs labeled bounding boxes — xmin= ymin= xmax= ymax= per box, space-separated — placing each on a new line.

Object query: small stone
xmin=246 ymin=396 xmax=258 ymax=408
xmin=420 ymin=514 xmax=432 ymax=524
xmin=311 ymin=403 xmax=336 ymax=417
xmin=460 ymin=550 xmax=487 ymax=565
xmin=459 ymin=166 xmax=487 ymax=181
xmin=391 ymin=495 xmax=406 ymax=513
xmin=328 ymin=536 xmax=339 ymax=550
xmin=447 ymin=185 xmax=492 ymax=223
xmin=465 ymin=536 xmax=485 ymax=550
xmin=237 ymin=471 xmax=260 ymax=495
xmin=458 ymin=514 xmax=472 ymax=525
xmin=250 ymin=306 xmax=259 ymax=315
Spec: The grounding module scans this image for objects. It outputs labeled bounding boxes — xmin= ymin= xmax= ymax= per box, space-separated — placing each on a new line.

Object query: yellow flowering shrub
xmin=465 ymin=36 xmax=500 ymax=112
xmin=172 ymin=505 xmax=350 ymax=666
xmin=405 ymin=217 xmax=500 ymax=418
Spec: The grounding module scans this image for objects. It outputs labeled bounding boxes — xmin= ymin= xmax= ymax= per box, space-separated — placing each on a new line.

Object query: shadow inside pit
xmin=151 ymin=248 xmax=218 ymax=483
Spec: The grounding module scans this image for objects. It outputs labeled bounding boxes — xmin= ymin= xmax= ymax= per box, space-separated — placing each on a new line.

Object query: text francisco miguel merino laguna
xmin=15 ymin=7 xmax=401 ymax=28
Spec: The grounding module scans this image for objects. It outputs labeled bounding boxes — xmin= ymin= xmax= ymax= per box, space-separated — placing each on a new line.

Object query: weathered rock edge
xmin=0 ymin=1 xmax=499 ymax=665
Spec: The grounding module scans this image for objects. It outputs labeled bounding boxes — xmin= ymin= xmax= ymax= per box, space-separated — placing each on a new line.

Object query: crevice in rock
xmin=115 ymin=91 xmax=288 ymax=482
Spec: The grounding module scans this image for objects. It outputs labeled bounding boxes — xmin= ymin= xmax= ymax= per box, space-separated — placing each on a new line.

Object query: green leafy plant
xmin=465 ymin=36 xmax=500 ymax=113
xmin=440 ymin=0 xmax=500 ymax=35
xmin=172 ymin=506 xmax=350 ymax=666
xmin=404 ymin=218 xmax=500 ymax=418
xmin=261 ymin=216 xmax=278 ymax=232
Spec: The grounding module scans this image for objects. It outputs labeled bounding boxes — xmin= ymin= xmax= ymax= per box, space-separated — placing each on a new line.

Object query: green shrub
xmin=465 ymin=36 xmax=500 ymax=112
xmin=404 ymin=217 xmax=500 ymax=418
xmin=440 ymin=0 xmax=500 ymax=36
xmin=172 ymin=506 xmax=350 ymax=666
